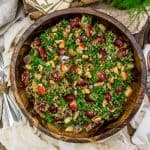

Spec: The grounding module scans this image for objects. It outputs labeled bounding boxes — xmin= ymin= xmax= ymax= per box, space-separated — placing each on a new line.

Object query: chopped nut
xmin=85 ymin=71 xmax=92 ymax=78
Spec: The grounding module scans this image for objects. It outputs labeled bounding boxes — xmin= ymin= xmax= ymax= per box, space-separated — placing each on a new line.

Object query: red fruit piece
xmin=49 ymin=103 xmax=58 ymax=114
xmin=97 ymin=72 xmax=105 ymax=82
xmin=70 ymin=65 xmax=76 ymax=74
xmin=70 ymin=17 xmax=80 ymax=28
xmin=70 ymin=101 xmax=77 ymax=110
xmin=39 ymin=102 xmax=47 ymax=113
xmin=93 ymin=35 xmax=106 ymax=44
xmin=33 ymin=39 xmax=41 ymax=47
xmin=87 ymin=25 xmax=93 ymax=37
xmin=79 ymin=42 xmax=85 ymax=48
xmin=21 ymin=71 xmax=29 ymax=86
xmin=77 ymin=79 xmax=88 ymax=86
xmin=85 ymin=94 xmax=93 ymax=102
xmin=51 ymin=71 xmax=62 ymax=81
xmin=37 ymin=85 xmax=46 ymax=95
xmin=58 ymin=48 xmax=65 ymax=56
xmin=85 ymin=111 xmax=94 ymax=119
xmin=38 ymin=47 xmax=47 ymax=60
xmin=118 ymin=48 xmax=127 ymax=57
xmin=105 ymin=92 xmax=111 ymax=102
xmin=55 ymin=117 xmax=63 ymax=123
xmin=64 ymin=94 xmax=75 ymax=102
xmin=114 ymin=37 xmax=124 ymax=47
xmin=116 ymin=87 xmax=123 ymax=94
xmin=99 ymin=48 xmax=107 ymax=61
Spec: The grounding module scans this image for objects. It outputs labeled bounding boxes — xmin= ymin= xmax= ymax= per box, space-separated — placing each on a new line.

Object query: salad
xmin=21 ymin=16 xmax=134 ymax=133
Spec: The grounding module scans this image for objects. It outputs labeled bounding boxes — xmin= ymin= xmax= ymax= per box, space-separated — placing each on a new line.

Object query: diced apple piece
xmin=125 ymin=86 xmax=133 ymax=97
xmin=64 ymin=117 xmax=72 ymax=124
xmin=61 ymin=64 xmax=68 ymax=73
xmin=81 ymin=88 xmax=90 ymax=94
xmin=25 ymin=64 xmax=32 ymax=70
xmin=121 ymin=71 xmax=128 ymax=80
xmin=98 ymin=24 xmax=106 ymax=32
xmin=65 ymin=126 xmax=74 ymax=132
xmin=85 ymin=71 xmax=92 ymax=78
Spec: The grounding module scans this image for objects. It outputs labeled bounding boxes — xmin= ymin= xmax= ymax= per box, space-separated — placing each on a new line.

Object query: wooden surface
xmin=10 ymin=8 xmax=146 ymax=142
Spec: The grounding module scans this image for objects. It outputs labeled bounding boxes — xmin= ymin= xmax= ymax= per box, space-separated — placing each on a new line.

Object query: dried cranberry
xmin=116 ymin=87 xmax=123 ymax=94
xmin=77 ymin=79 xmax=88 ymax=86
xmin=49 ymin=103 xmax=58 ymax=114
xmin=85 ymin=94 xmax=93 ymax=102
xmin=87 ymin=25 xmax=93 ymax=37
xmin=114 ymin=37 xmax=124 ymax=47
xmin=85 ymin=111 xmax=94 ymax=119
xmin=64 ymin=94 xmax=75 ymax=102
xmin=39 ymin=102 xmax=47 ymax=113
xmin=21 ymin=71 xmax=29 ymax=86
xmin=70 ymin=65 xmax=76 ymax=74
xmin=70 ymin=17 xmax=80 ymax=28
xmin=58 ymin=48 xmax=65 ymax=56
xmin=55 ymin=117 xmax=63 ymax=123
xmin=97 ymin=72 xmax=105 ymax=82
xmin=99 ymin=48 xmax=107 ymax=61
xmin=105 ymin=92 xmax=111 ymax=102
xmin=33 ymin=39 xmax=41 ymax=47
xmin=118 ymin=48 xmax=127 ymax=57
xmin=38 ymin=47 xmax=47 ymax=60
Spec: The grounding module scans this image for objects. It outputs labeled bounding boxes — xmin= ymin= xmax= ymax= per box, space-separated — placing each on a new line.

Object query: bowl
xmin=10 ymin=8 xmax=146 ymax=142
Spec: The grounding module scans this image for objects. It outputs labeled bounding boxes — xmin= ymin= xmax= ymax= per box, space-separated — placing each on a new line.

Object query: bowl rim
xmin=10 ymin=7 xmax=146 ymax=143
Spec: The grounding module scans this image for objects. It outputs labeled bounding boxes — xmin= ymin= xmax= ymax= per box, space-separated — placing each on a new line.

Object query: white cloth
xmin=0 ymin=1 xmax=150 ymax=150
